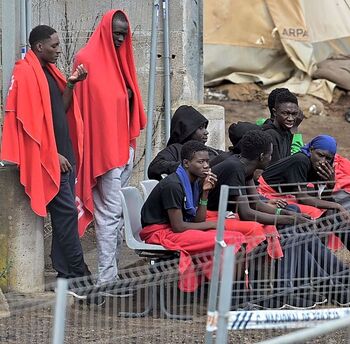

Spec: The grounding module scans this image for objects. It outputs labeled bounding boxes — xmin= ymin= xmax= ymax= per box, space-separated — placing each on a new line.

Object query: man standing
xmin=74 ymin=10 xmax=146 ymax=289
xmin=1 ymin=25 xmax=89 ymax=296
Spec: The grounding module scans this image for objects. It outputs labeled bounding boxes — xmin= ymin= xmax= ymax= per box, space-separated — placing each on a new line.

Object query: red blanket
xmin=257 ymin=176 xmax=343 ymax=250
xmin=74 ymin=10 xmax=146 ymax=236
xmin=334 ymin=154 xmax=350 ymax=193
xmin=1 ymin=50 xmax=83 ymax=216
xmin=140 ymin=223 xmax=245 ymax=292
xmin=206 ymin=210 xmax=283 ymax=259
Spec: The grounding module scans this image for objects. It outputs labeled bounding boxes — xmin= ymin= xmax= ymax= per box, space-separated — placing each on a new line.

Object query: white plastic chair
xmin=119 ymin=186 xmax=168 ymax=255
xmin=119 ymin=187 xmax=187 ymax=319
xmin=139 ymin=179 xmax=159 ymax=201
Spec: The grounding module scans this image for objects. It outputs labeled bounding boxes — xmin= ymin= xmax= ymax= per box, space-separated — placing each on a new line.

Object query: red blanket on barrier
xmin=334 ymin=154 xmax=350 ymax=193
xmin=140 ymin=223 xmax=246 ymax=292
xmin=140 ymin=213 xmax=284 ymax=292
xmin=257 ymin=176 xmax=343 ymax=250
xmin=206 ymin=210 xmax=283 ymax=259
xmin=74 ymin=10 xmax=147 ymax=236
xmin=1 ymin=50 xmax=83 ymax=216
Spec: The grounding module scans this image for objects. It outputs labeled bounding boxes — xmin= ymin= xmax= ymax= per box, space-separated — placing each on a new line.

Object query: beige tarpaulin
xmin=204 ymin=0 xmax=350 ymax=102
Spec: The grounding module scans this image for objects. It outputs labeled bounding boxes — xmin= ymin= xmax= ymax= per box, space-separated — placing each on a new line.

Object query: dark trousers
xmin=277 ymin=229 xmax=349 ymax=288
xmin=47 ymin=168 xmax=86 ymax=278
xmin=317 ymin=206 xmax=350 ymax=252
xmin=277 ymin=203 xmax=349 ymax=287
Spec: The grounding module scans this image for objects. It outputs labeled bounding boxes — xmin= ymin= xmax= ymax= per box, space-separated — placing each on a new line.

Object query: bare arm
xmin=296 ymin=186 xmax=341 ymax=210
xmin=246 ymin=178 xmax=303 ymax=217
xmin=194 ymin=170 xmax=218 ymax=222
xmin=236 ymin=194 xmax=299 ymax=225
xmin=167 ymin=208 xmax=216 ymax=233
xmin=62 ymin=64 xmax=87 ymax=111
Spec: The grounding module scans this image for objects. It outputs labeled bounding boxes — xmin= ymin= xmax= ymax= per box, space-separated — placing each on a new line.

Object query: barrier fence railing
xmin=205 ymin=183 xmax=350 ymax=344
xmin=2 ymin=182 xmax=350 ymax=343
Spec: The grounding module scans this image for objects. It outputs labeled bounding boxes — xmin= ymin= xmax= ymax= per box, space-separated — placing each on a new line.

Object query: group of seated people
xmin=141 ymin=88 xmax=350 ymax=309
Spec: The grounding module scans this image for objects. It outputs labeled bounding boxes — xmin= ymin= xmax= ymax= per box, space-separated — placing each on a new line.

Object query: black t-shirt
xmin=43 ymin=67 xmax=75 ymax=166
xmin=262 ymin=152 xmax=319 ymax=193
xmin=210 ymin=151 xmax=234 ymax=168
xmin=262 ymin=123 xmax=292 ymax=164
xmin=141 ymin=173 xmax=187 ymax=227
xmin=208 ymin=155 xmax=249 ymax=211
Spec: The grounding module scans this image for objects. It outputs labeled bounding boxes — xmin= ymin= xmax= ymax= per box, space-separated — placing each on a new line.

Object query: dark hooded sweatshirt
xmin=147 ymin=105 xmax=222 ymax=180
xmin=262 ymin=119 xmax=292 ymax=165
xmin=210 ymin=121 xmax=261 ymax=168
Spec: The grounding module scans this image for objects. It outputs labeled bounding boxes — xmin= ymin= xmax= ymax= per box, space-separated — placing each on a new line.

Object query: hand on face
xmin=68 ymin=64 xmax=88 ymax=84
xmin=202 ymin=169 xmax=217 ymax=192
xmin=316 ymin=160 xmax=335 ymax=182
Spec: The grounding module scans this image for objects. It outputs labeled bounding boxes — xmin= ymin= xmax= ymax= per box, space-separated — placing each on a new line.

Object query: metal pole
xmin=144 ymin=0 xmax=160 ymax=180
xmin=197 ymin=0 xmax=204 ymax=102
xmin=1 ymin=0 xmax=17 ymax=103
xmin=20 ymin=0 xmax=26 ymax=58
xmin=216 ymin=246 xmax=235 ymax=344
xmin=52 ymin=278 xmax=68 ymax=344
xmin=258 ymin=315 xmax=350 ymax=344
xmin=162 ymin=0 xmax=171 ymax=142
xmin=26 ymin=0 xmax=32 ymax=41
xmin=205 ymin=185 xmax=229 ymax=344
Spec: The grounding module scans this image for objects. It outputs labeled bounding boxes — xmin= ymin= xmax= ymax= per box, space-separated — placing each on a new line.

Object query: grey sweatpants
xmin=93 ymin=147 xmax=134 ymax=286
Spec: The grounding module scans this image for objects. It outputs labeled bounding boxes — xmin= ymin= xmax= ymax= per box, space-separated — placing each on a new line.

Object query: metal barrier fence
xmin=205 ymin=183 xmax=350 ymax=343
xmin=1 ymin=252 xmax=217 ymax=343
xmin=0 ymin=291 xmax=56 ymax=343
xmin=2 ymin=182 xmax=350 ymax=343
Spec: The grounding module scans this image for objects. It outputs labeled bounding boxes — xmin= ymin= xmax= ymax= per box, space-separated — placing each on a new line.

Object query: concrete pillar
xmin=1 ymin=0 xmax=20 ymax=108
xmin=172 ymin=103 xmax=226 ymax=151
xmin=0 ymin=288 xmax=9 ymax=318
xmin=192 ymin=104 xmax=226 ymax=151
xmin=0 ymin=166 xmax=44 ymax=292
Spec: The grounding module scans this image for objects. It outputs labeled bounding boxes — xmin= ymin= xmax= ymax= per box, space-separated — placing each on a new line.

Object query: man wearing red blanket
xmin=1 ymin=25 xmax=89 ymax=297
xmin=74 ymin=10 xmax=146 ymax=288
xmin=141 ymin=141 xmax=246 ymax=292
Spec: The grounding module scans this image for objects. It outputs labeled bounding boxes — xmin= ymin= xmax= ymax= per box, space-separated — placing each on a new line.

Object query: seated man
xmin=210 ymin=121 xmax=262 ymax=168
xmin=147 ymin=105 xmax=223 ymax=180
xmin=141 ymin=140 xmax=246 ymax=292
xmin=257 ymin=87 xmax=304 ymax=155
xmin=259 ymin=135 xmax=350 ymax=249
xmin=208 ymin=130 xmax=309 ymax=246
xmin=261 ymin=90 xmax=300 ymax=164
xmin=208 ymin=130 xmax=350 ymax=307
xmin=260 ymin=88 xmax=350 ymax=203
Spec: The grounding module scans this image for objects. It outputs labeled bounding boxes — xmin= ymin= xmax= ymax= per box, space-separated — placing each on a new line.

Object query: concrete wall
xmin=0 ymin=167 xmax=44 ymax=292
